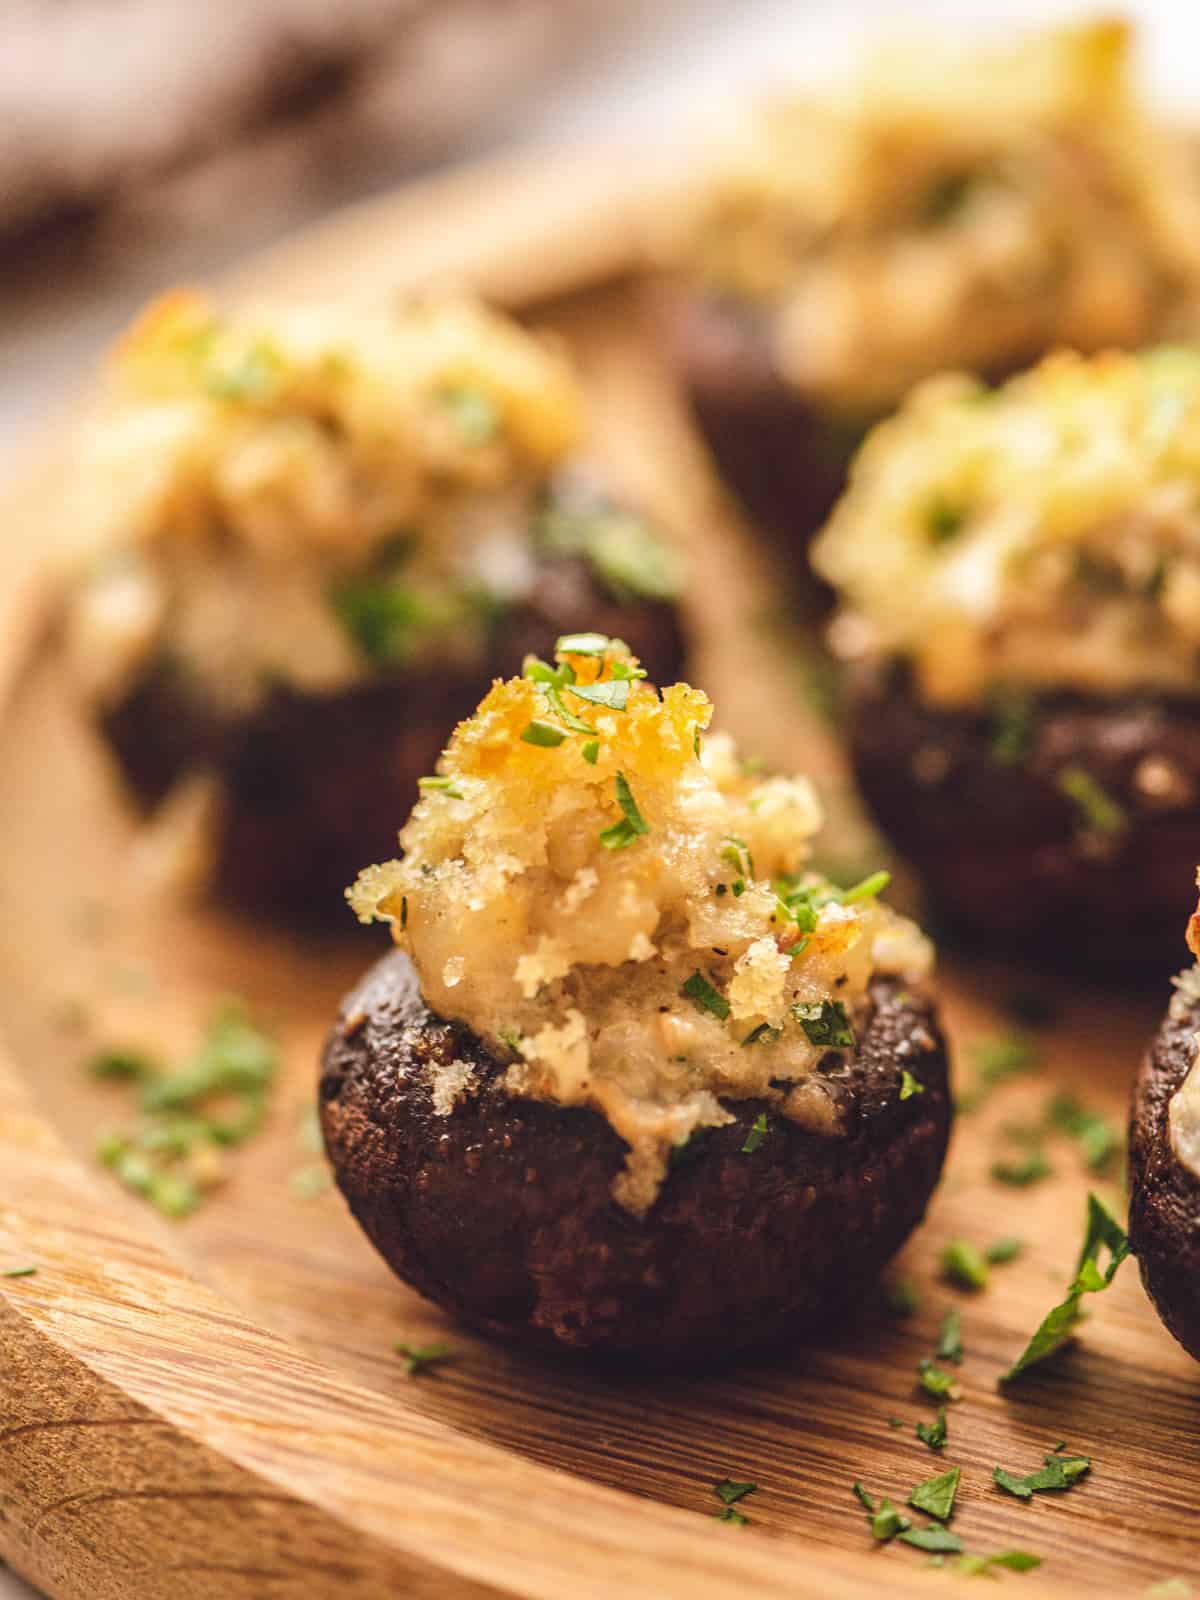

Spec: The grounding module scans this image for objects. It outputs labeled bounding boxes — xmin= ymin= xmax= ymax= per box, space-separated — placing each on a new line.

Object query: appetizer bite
xmin=813 ymin=347 xmax=1200 ymax=966
xmin=1129 ymin=877 xmax=1200 ymax=1361
xmin=671 ymin=19 xmax=1200 ymax=565
xmin=321 ymin=634 xmax=950 ymax=1360
xmin=60 ymin=292 xmax=684 ymax=920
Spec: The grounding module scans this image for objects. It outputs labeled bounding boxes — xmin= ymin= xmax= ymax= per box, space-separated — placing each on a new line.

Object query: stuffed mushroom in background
xmin=1129 ymin=876 xmax=1200 ymax=1362
xmin=59 ymin=292 xmax=685 ymax=921
xmin=813 ymin=346 xmax=1200 ymax=967
xmin=670 ymin=19 xmax=1200 ymax=570
xmin=321 ymin=633 xmax=951 ymax=1361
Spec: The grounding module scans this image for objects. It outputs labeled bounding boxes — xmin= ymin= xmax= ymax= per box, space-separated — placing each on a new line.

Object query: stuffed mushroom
xmin=671 ymin=19 xmax=1200 ymax=568
xmin=59 ymin=292 xmax=685 ymax=920
xmin=321 ymin=634 xmax=951 ymax=1360
xmin=813 ymin=347 xmax=1200 ymax=967
xmin=1129 ymin=878 xmax=1200 ymax=1361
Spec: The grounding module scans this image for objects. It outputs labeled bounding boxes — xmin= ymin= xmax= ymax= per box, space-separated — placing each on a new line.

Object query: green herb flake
xmin=957 ymin=1551 xmax=1042 ymax=1577
xmin=89 ymin=1049 xmax=159 ymax=1082
xmin=927 ymin=497 xmax=966 ymax=544
xmin=899 ymin=1525 xmax=963 ymax=1554
xmin=1002 ymin=1193 xmax=1129 ymax=1383
xmin=1045 ymin=1092 xmax=1122 ymax=1174
xmin=941 ymin=1239 xmax=990 ymax=1292
xmin=991 ymin=1150 xmax=1054 ymax=1187
xmin=888 ymin=1278 xmax=921 ymax=1318
xmin=682 ymin=971 xmax=730 ymax=1021
xmin=417 ymin=775 xmax=464 ymax=800
xmin=917 ymin=1359 xmax=962 ymax=1401
xmin=1145 ymin=1581 xmax=1194 ymax=1599
xmin=567 ymin=677 xmax=630 ymax=712
xmin=908 ymin=1466 xmax=959 ymax=1522
xmin=916 ymin=1407 xmax=948 ymax=1452
xmin=993 ymin=1452 xmax=1090 ymax=1500
xmin=870 ymin=1499 xmax=911 ymax=1542
xmin=394 ymin=1340 xmax=454 ymax=1377
xmin=520 ymin=719 xmax=568 ymax=748
xmin=888 ymin=1417 xmax=906 ymax=1430
xmin=985 ymin=1237 xmax=1025 ymax=1266
xmin=555 ymin=632 xmax=611 ymax=657
xmin=936 ymin=1306 xmax=963 ymax=1365
xmin=852 ymin=1481 xmax=877 ymax=1513
xmin=1 ymin=1266 xmax=37 ymax=1279
xmin=599 ymin=771 xmax=649 ymax=850
xmin=1056 ymin=765 xmax=1127 ymax=836
xmin=741 ymin=1023 xmax=781 ymax=1048
xmin=741 ymin=1113 xmax=770 ymax=1154
xmin=581 ymin=739 xmax=600 ymax=765
xmin=714 ymin=1478 xmax=756 ymax=1507
xmin=990 ymin=691 xmax=1036 ymax=767
xmin=330 ymin=580 xmax=434 ymax=667
xmin=441 ymin=385 xmax=500 ymax=445
xmin=900 ymin=1070 xmax=925 ymax=1101
xmin=794 ymin=999 xmax=854 ymax=1049
xmin=839 ymin=869 xmax=891 ymax=903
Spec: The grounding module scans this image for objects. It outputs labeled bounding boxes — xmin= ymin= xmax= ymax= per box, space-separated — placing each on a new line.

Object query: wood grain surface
xmin=1 ymin=155 xmax=1198 ymax=1600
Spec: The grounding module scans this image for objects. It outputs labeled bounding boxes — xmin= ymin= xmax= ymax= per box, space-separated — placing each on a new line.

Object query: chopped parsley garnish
xmin=927 ymin=496 xmax=966 ymax=544
xmin=993 ymin=1452 xmax=1090 ymax=1500
xmin=985 ymin=1237 xmax=1024 ymax=1266
xmin=1045 ymin=1092 xmax=1122 ymax=1174
xmin=567 ymin=678 xmax=631 ymax=711
xmin=205 ymin=338 xmax=283 ymax=402
xmin=900 ymin=1525 xmax=963 ymax=1554
xmin=990 ymin=691 xmax=1035 ymax=767
xmin=1002 ymin=1193 xmax=1129 ymax=1383
xmin=713 ymin=1478 xmax=757 ymax=1525
xmin=916 ymin=1407 xmax=948 ymax=1452
xmin=852 ymin=1481 xmax=876 ymax=1513
xmin=839 ymin=869 xmax=892 ymax=903
xmin=853 ymin=1484 xmax=909 ymax=1543
xmin=917 ymin=1359 xmax=961 ymax=1401
xmin=1056 ymin=765 xmax=1127 ymax=836
xmin=888 ymin=1278 xmax=921 ymax=1318
xmin=418 ymin=775 xmax=464 ymax=800
xmin=959 ymin=1030 xmax=1040 ymax=1112
xmin=936 ymin=1307 xmax=963 ymax=1365
xmin=555 ymin=632 xmax=611 ymax=656
xmin=909 ymin=1466 xmax=959 ymax=1522
xmin=1 ymin=1266 xmax=37 ymax=1279
xmin=90 ymin=1048 xmax=158 ymax=1082
xmin=991 ymin=1149 xmax=1053 ymax=1187
xmin=682 ymin=971 xmax=730 ymax=1021
xmin=330 ymin=580 xmax=434 ymax=666
xmin=536 ymin=501 xmax=682 ymax=602
xmin=599 ymin=771 xmax=649 ymax=850
xmin=741 ymin=1023 xmax=781 ymax=1047
xmin=441 ymin=385 xmax=500 ymax=445
xmin=720 ymin=837 xmax=755 ymax=879
xmin=940 ymin=1240 xmax=990 ymax=1292
xmin=741 ymin=1113 xmax=770 ymax=1154
xmin=520 ymin=719 xmax=568 ymax=748
xmin=795 ymin=999 xmax=854 ymax=1049
xmin=956 ymin=1551 xmax=1042 ymax=1577
xmin=394 ymin=1339 xmax=454 ymax=1377
xmin=524 ymin=655 xmax=597 ymax=734
xmin=900 ymin=1070 xmax=925 ymax=1100
xmin=581 ymin=739 xmax=600 ymax=765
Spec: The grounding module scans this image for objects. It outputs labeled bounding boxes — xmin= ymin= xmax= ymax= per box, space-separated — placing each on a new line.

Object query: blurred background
xmin=2 ymin=0 xmax=1194 ymax=476
xmin=0 ymin=0 xmax=1193 ymax=1593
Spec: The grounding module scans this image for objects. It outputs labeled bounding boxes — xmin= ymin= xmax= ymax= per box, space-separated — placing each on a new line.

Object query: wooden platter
xmin=1 ymin=152 xmax=1198 ymax=1600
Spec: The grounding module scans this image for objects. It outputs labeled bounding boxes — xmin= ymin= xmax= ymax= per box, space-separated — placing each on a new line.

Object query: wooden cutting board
xmin=1 ymin=151 xmax=1197 ymax=1600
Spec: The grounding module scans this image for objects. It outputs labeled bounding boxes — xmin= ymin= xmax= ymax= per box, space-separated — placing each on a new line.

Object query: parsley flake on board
xmin=957 ymin=1551 xmax=1042 ymax=1577
xmin=916 ymin=1407 xmax=948 ymax=1452
xmin=682 ymin=971 xmax=730 ymax=1021
xmin=958 ymin=1031 xmax=1040 ymax=1112
xmin=991 ymin=1148 xmax=1053 ymax=1187
xmin=917 ymin=1359 xmax=962 ymax=1401
xmin=993 ymin=1452 xmax=1090 ymax=1500
xmin=1 ymin=1266 xmax=36 ymax=1278
xmin=936 ymin=1307 xmax=963 ymax=1364
xmin=900 ymin=1525 xmax=963 ymax=1555
xmin=908 ymin=1467 xmax=959 ymax=1522
xmin=940 ymin=1239 xmax=990 ymax=1292
xmin=741 ymin=1113 xmax=770 ymax=1154
xmin=888 ymin=1278 xmax=921 ymax=1318
xmin=1045 ymin=1092 xmax=1122 ymax=1174
xmin=394 ymin=1340 xmax=454 ymax=1377
xmin=713 ymin=1478 xmax=757 ymax=1525
xmin=852 ymin=1483 xmax=909 ymax=1544
xmin=1002 ymin=1193 xmax=1129 ymax=1383
xmin=599 ymin=772 xmax=649 ymax=850
xmin=985 ymin=1237 xmax=1025 ymax=1266
xmin=795 ymin=999 xmax=854 ymax=1049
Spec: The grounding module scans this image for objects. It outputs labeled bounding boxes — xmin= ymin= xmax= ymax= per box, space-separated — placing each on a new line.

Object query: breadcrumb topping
xmin=682 ymin=20 xmax=1200 ymax=411
xmin=815 ymin=347 xmax=1200 ymax=705
xmin=61 ymin=290 xmax=586 ymax=709
xmin=350 ymin=635 xmax=933 ymax=1211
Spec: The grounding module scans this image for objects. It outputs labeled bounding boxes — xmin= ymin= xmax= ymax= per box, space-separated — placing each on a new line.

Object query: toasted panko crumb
xmin=350 ymin=635 xmax=932 ymax=1210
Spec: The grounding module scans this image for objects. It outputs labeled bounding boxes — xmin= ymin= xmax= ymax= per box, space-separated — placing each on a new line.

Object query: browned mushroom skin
xmin=847 ymin=661 xmax=1200 ymax=967
xmin=101 ymin=556 xmax=685 ymax=924
xmin=1129 ymin=988 xmax=1200 ymax=1361
xmin=319 ymin=948 xmax=952 ymax=1363
xmin=672 ymin=294 xmax=871 ymax=583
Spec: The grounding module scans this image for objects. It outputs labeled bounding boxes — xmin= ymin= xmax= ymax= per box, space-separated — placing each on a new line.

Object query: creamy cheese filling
xmin=350 ymin=636 xmax=934 ymax=1211
xmin=58 ymin=291 xmax=595 ymax=711
xmin=814 ymin=348 xmax=1200 ymax=705
xmin=682 ymin=20 xmax=1200 ymax=413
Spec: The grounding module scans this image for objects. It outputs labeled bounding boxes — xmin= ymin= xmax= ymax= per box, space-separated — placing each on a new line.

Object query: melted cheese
xmin=350 ymin=637 xmax=933 ymax=1211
